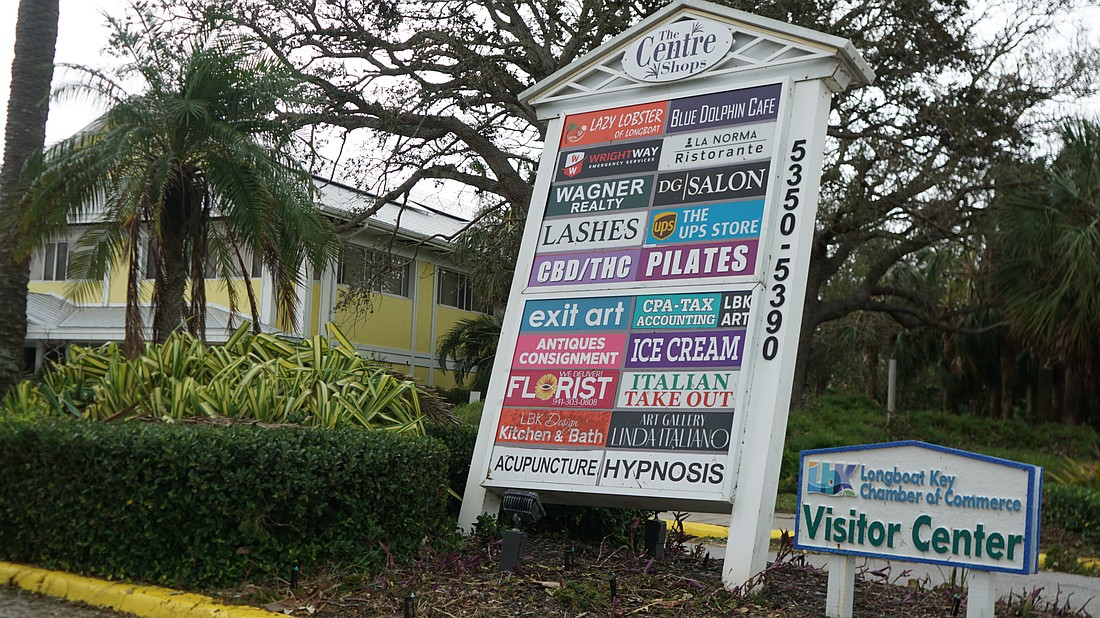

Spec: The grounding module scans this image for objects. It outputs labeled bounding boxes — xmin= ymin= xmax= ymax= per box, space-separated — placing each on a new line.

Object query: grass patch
xmin=778 ymin=393 xmax=1100 ymax=507
xmin=452 ymin=401 xmax=484 ymax=426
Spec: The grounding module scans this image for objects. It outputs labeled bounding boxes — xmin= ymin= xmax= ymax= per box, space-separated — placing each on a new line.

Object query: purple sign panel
xmin=555 ymin=140 xmax=663 ymax=182
xmin=653 ymin=161 xmax=771 ymax=207
xmin=624 ymin=329 xmax=746 ymax=369
xmin=529 ymin=249 xmax=641 ymax=287
xmin=666 ymin=83 xmax=782 ymax=134
xmin=638 ymin=239 xmax=759 ymax=281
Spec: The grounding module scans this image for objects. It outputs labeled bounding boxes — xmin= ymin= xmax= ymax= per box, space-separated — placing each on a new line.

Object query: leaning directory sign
xmin=459 ymin=0 xmax=874 ymax=586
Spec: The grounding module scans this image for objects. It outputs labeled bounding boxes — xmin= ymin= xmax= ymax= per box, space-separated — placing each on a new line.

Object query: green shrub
xmin=1 ymin=324 xmax=443 ymax=430
xmin=451 ymin=401 xmax=484 ymax=426
xmin=0 ymin=418 xmax=452 ymax=587
xmin=533 ymin=505 xmax=651 ymax=543
xmin=1044 ymin=484 xmax=1100 ymax=540
xmin=1048 ymin=446 xmax=1100 ymax=490
xmin=433 ymin=385 xmax=473 ymax=405
xmin=425 ymin=422 xmax=480 ymax=506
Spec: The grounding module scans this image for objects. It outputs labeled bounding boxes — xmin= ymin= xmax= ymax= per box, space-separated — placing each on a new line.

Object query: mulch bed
xmin=216 ymin=531 xmax=1091 ymax=617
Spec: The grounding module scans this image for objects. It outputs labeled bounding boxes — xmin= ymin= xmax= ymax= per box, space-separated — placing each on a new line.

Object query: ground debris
xmin=218 ymin=535 xmax=1091 ymax=617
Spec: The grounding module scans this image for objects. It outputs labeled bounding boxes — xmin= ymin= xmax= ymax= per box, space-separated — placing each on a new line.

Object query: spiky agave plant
xmin=1 ymin=324 xmax=449 ymax=433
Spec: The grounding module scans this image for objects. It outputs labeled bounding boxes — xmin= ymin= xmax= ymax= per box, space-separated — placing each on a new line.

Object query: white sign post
xmin=796 ymin=442 xmax=1043 ymax=617
xmin=458 ymin=0 xmax=874 ymax=589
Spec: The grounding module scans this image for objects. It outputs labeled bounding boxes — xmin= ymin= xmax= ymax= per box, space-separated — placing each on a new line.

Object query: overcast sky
xmin=0 ymin=0 xmax=487 ymax=216
xmin=1 ymin=0 xmax=127 ymax=150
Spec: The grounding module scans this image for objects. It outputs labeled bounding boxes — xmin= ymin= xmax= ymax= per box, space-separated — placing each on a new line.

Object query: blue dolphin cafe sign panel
xmin=795 ymin=441 xmax=1042 ymax=574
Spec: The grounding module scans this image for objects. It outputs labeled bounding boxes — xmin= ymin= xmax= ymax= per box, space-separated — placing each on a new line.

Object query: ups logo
xmin=651 ymin=212 xmax=677 ymax=240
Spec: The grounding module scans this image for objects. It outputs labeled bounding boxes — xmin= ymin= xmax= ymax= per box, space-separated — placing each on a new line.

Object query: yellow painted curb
xmin=662 ymin=518 xmax=787 ymax=541
xmin=0 ymin=562 xmax=281 ymax=618
xmin=1037 ymin=554 xmax=1100 ymax=572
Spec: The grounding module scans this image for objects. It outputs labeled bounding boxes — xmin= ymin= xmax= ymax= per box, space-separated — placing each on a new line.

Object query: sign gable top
xmin=522 ymin=0 xmax=874 ymax=116
xmin=801 ymin=440 xmax=1040 ymax=473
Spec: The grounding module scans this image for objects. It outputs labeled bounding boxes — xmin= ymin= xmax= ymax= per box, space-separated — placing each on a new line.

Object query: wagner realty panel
xmin=484 ymin=81 xmax=783 ymax=502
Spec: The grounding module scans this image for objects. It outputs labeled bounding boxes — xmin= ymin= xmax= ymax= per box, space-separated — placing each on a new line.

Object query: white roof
xmin=313 ymin=178 xmax=472 ymax=249
xmin=62 ymin=174 xmax=474 ymax=250
xmin=25 ymin=292 xmax=275 ymax=344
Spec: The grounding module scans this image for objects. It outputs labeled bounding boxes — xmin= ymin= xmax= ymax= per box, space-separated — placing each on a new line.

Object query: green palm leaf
xmin=20 ymin=7 xmax=338 ymax=352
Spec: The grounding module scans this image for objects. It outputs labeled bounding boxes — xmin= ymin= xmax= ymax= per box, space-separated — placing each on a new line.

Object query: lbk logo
xmin=562 ymin=151 xmax=585 ymax=178
xmin=806 ymin=461 xmax=857 ymax=497
xmin=650 ymin=212 xmax=677 ymax=240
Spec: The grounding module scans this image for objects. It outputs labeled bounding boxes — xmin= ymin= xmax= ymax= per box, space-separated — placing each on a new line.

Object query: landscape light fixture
xmin=644 ymin=515 xmax=667 ymax=557
xmin=499 ymin=489 xmax=544 ymax=572
xmin=502 ymin=489 xmax=545 ymax=527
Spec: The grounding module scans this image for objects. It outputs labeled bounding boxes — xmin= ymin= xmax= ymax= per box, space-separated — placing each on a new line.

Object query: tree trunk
xmin=999 ymin=338 xmax=1014 ymax=419
xmin=0 ymin=0 xmax=60 ymax=395
xmin=791 ymin=259 xmax=828 ymax=405
xmin=1051 ymin=364 xmax=1064 ymax=421
xmin=152 ymin=189 xmax=192 ymax=342
xmin=865 ymin=348 xmax=879 ymax=403
xmin=1024 ymin=381 xmax=1035 ymax=424
xmin=1062 ymin=364 xmax=1080 ymax=425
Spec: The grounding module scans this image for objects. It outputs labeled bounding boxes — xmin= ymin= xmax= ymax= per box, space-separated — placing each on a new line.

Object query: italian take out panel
xmin=485 ymin=80 xmax=788 ymax=500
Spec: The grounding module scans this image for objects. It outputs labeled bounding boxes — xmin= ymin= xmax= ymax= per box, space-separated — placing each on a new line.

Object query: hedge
xmin=425 ymin=422 xmax=480 ymax=506
xmin=0 ymin=419 xmax=452 ymax=588
xmin=1045 ymin=483 xmax=1100 ymax=540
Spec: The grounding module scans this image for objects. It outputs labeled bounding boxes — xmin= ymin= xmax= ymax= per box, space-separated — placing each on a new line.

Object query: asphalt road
xmin=0 ymin=587 xmax=133 ymax=618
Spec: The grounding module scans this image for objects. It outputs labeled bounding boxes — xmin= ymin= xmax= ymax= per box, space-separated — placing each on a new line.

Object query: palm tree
xmin=19 ymin=9 xmax=338 ymax=354
xmin=992 ymin=118 xmax=1100 ymax=424
xmin=0 ymin=0 xmax=60 ymax=395
xmin=436 ymin=312 xmax=503 ymax=396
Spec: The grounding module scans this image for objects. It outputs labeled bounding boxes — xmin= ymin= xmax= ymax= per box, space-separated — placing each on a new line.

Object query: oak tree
xmin=164 ymin=0 xmax=1097 ymax=392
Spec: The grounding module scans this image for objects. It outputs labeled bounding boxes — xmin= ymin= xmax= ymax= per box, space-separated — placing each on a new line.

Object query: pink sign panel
xmin=513 ymin=333 xmax=628 ymax=369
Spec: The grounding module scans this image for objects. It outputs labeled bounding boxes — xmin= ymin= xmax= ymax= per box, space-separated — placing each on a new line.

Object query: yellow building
xmin=24 ymin=178 xmax=486 ymax=389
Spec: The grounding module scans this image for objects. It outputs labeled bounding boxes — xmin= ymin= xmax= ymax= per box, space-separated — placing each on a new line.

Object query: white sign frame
xmin=458 ymin=0 xmax=875 ymax=590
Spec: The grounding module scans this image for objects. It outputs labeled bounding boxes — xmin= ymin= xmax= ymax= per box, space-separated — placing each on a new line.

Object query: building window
xmin=40 ymin=242 xmax=68 ymax=281
xmin=337 ymin=246 xmax=411 ymax=297
xmin=437 ymin=268 xmax=477 ymax=311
